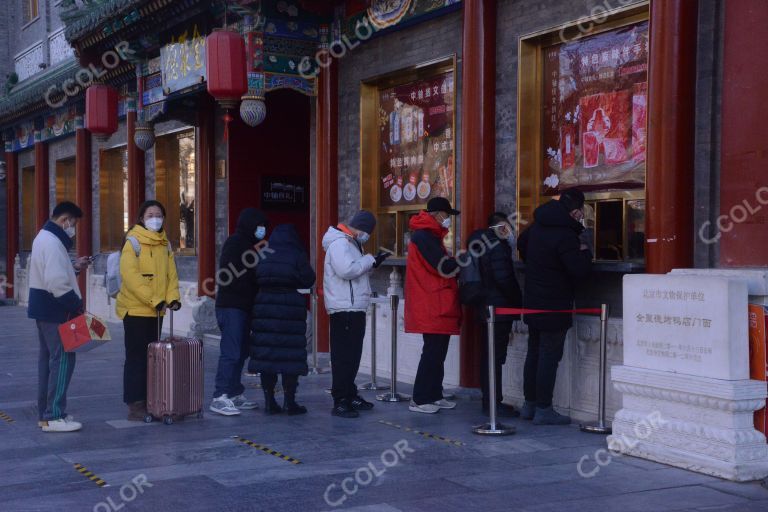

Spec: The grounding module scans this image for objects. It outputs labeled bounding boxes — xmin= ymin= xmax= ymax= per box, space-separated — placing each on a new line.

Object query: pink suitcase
xmin=146 ymin=311 xmax=204 ymax=425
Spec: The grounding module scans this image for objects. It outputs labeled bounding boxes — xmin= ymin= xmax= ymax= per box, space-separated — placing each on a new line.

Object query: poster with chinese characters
xmin=378 ymin=69 xmax=455 ymax=208
xmin=542 ymin=21 xmax=648 ymax=192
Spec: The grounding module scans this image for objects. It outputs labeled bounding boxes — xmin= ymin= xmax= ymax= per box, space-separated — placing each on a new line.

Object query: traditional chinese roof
xmin=0 ymin=61 xmax=80 ymax=125
xmin=60 ymin=0 xmax=145 ymax=43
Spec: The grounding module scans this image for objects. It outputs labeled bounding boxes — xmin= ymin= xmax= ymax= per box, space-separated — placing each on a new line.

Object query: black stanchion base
xmin=361 ymin=382 xmax=390 ymax=391
xmin=579 ymin=421 xmax=612 ymax=434
xmin=472 ymin=423 xmax=515 ymax=436
xmin=376 ymin=392 xmax=410 ymax=402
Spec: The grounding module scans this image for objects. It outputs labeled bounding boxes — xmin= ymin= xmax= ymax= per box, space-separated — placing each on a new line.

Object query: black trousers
xmin=480 ymin=320 xmax=512 ymax=408
xmin=329 ymin=311 xmax=367 ymax=402
xmin=412 ymin=333 xmax=450 ymax=405
xmin=523 ymin=327 xmax=568 ymax=408
xmin=261 ymin=373 xmax=299 ymax=398
xmin=123 ymin=314 xmax=162 ymax=404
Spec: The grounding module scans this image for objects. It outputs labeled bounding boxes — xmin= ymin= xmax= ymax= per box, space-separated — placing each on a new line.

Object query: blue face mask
xmin=356 ymin=232 xmax=370 ymax=244
xmin=255 ymin=226 xmax=266 ymax=240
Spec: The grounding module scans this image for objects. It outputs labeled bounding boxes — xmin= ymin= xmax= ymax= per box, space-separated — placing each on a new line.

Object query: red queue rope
xmin=495 ymin=307 xmax=602 ymax=316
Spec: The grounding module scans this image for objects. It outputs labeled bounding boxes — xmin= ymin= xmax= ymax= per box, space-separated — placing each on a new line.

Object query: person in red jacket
xmin=404 ymin=197 xmax=461 ymax=414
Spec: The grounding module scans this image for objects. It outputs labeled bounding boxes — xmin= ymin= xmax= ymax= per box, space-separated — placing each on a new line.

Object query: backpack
xmin=105 ymin=236 xmax=141 ymax=299
xmin=458 ymin=249 xmax=485 ymax=306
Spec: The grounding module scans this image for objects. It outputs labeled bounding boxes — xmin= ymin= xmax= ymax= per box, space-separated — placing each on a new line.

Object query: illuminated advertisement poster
xmin=542 ymin=21 xmax=648 ymax=192
xmin=378 ymin=69 xmax=455 ymax=208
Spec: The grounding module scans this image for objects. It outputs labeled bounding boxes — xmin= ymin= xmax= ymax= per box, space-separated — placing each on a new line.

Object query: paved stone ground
xmin=1 ymin=305 xmax=767 ymax=512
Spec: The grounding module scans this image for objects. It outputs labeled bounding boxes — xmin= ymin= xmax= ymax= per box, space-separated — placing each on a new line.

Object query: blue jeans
xmin=214 ymin=308 xmax=250 ymax=398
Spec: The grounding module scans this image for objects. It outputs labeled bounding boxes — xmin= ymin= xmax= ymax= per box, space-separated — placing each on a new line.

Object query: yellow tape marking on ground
xmin=73 ymin=463 xmax=107 ymax=487
xmin=378 ymin=420 xmax=465 ymax=446
xmin=0 ymin=411 xmax=14 ymax=423
xmin=233 ymin=436 xmax=301 ymax=464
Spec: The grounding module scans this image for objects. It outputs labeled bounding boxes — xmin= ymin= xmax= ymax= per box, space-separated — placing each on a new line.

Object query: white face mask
xmin=441 ymin=217 xmax=451 ymax=229
xmin=145 ymin=217 xmax=164 ymax=232
xmin=255 ymin=226 xmax=266 ymax=240
xmin=357 ymin=232 xmax=370 ymax=244
xmin=64 ymin=220 xmax=76 ymax=239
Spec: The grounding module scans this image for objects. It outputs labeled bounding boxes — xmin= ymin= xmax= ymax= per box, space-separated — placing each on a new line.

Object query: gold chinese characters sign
xmin=160 ymin=24 xmax=206 ymax=95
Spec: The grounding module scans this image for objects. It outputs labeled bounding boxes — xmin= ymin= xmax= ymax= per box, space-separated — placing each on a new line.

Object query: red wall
xmin=228 ymin=89 xmax=311 ymax=251
xmin=719 ymin=1 xmax=768 ymax=266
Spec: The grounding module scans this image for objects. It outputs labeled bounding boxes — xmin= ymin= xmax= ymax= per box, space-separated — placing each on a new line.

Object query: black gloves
xmin=168 ymin=300 xmax=181 ymax=311
xmin=155 ymin=301 xmax=167 ymax=312
xmin=372 ymin=251 xmax=391 ymax=269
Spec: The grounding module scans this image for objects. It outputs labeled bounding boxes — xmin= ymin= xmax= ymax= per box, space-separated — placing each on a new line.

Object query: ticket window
xmin=155 ymin=129 xmax=196 ymax=254
xmin=583 ymin=197 xmax=645 ymax=262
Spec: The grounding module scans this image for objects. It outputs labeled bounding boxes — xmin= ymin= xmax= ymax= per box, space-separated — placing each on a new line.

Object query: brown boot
xmin=127 ymin=401 xmax=147 ymax=421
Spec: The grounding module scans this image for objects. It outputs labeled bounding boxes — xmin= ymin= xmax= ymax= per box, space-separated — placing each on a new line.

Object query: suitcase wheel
xmin=143 ymin=414 xmax=153 ymax=424
xmin=163 ymin=415 xmax=174 ymax=425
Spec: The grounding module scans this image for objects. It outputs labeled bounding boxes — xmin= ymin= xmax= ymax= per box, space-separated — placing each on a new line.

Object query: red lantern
xmin=85 ymin=84 xmax=118 ymax=140
xmin=206 ymin=28 xmax=248 ymax=109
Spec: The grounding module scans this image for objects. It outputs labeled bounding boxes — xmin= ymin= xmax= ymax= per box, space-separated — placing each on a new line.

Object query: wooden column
xmin=315 ymin=59 xmax=339 ymax=353
xmin=5 ymin=145 xmax=18 ymax=294
xmin=645 ymin=0 xmax=698 ymax=273
xmin=75 ymin=117 xmax=92 ymax=301
xmin=34 ymin=131 xmax=49 ymax=230
xmin=197 ymin=96 xmax=216 ymax=297
xmin=126 ymin=101 xmax=145 ymax=224
xmin=459 ymin=0 xmax=497 ymax=388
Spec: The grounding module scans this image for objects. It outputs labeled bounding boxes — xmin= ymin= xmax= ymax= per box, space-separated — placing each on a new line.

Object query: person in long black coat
xmin=250 ymin=224 xmax=316 ymax=415
xmin=468 ymin=211 xmax=523 ymax=418
xmin=516 ymin=189 xmax=592 ymax=425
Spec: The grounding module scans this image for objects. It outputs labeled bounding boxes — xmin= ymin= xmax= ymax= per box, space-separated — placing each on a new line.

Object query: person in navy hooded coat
xmin=249 ymin=224 xmax=316 ymax=415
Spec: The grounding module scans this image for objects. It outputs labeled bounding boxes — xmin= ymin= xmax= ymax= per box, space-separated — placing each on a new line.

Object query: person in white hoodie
xmin=27 ymin=202 xmax=91 ymax=432
xmin=322 ymin=211 xmax=390 ymax=418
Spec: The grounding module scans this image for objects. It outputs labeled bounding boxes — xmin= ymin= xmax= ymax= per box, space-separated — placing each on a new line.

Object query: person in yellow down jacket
xmin=116 ymin=200 xmax=181 ymax=421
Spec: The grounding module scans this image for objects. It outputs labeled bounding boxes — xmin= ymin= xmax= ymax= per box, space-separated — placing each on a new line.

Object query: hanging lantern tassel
xmin=223 ymin=111 xmax=234 ymax=141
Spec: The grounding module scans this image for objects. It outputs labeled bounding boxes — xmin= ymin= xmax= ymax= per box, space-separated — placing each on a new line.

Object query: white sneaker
xmin=230 ymin=394 xmax=259 ymax=410
xmin=409 ymin=400 xmax=440 ymax=414
xmin=39 ymin=414 xmax=74 ymax=428
xmin=210 ymin=395 xmax=241 ymax=416
xmin=42 ymin=417 xmax=82 ymax=432
xmin=433 ymin=399 xmax=457 ymax=410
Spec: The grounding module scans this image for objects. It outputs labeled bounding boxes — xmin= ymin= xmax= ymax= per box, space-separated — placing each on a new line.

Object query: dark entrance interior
xmin=228 ymin=89 xmax=311 ymax=250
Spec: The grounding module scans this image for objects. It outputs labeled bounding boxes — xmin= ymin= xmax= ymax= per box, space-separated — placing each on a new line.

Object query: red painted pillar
xmin=197 ymin=96 xmax=216 ymax=297
xmin=645 ymin=0 xmax=698 ymax=273
xmin=5 ymin=145 xmax=18 ymax=294
xmin=75 ymin=117 xmax=92 ymax=301
xmin=315 ymin=58 xmax=339 ymax=353
xmin=126 ymin=100 xmax=145 ymax=224
xmin=34 ymin=132 xmax=49 ymax=230
xmin=459 ymin=0 xmax=497 ymax=388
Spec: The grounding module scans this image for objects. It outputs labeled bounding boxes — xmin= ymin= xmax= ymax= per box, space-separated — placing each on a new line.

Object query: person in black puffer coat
xmin=516 ymin=189 xmax=592 ymax=425
xmin=468 ymin=212 xmax=523 ymax=418
xmin=250 ymin=224 xmax=316 ymax=415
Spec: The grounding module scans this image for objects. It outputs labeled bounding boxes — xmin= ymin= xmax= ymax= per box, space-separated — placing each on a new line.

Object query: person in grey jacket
xmin=322 ymin=210 xmax=389 ymax=418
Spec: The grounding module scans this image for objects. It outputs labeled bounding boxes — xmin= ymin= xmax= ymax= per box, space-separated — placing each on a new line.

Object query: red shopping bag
xmin=59 ymin=313 xmax=112 ymax=353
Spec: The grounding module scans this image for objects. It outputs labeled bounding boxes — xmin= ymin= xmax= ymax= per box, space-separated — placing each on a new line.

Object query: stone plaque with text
xmin=623 ymin=274 xmax=749 ymax=380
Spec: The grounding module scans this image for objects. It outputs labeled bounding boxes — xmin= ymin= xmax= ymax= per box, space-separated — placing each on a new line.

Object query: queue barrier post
xmin=307 ymin=288 xmax=328 ymax=375
xmin=580 ymin=303 xmax=612 ymax=434
xmin=472 ymin=306 xmax=515 ymax=436
xmin=362 ymin=292 xmax=389 ymax=391
xmin=376 ymin=295 xmax=410 ymax=402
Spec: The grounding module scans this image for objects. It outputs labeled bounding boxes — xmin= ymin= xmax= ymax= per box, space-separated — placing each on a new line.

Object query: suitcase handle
xmin=156 ymin=309 xmax=174 ymax=340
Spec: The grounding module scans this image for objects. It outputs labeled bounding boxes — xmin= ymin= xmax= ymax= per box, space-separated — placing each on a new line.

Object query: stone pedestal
xmin=610 ymin=273 xmax=768 ymax=481
xmin=610 ymin=365 xmax=768 ymax=481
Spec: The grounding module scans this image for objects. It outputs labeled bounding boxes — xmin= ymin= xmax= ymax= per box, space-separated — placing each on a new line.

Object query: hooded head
xmin=236 ymin=208 xmax=268 ymax=243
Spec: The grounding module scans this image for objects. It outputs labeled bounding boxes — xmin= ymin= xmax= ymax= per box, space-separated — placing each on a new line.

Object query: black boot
xmin=261 ymin=373 xmax=283 ymax=415
xmin=283 ymin=374 xmax=307 ymax=415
